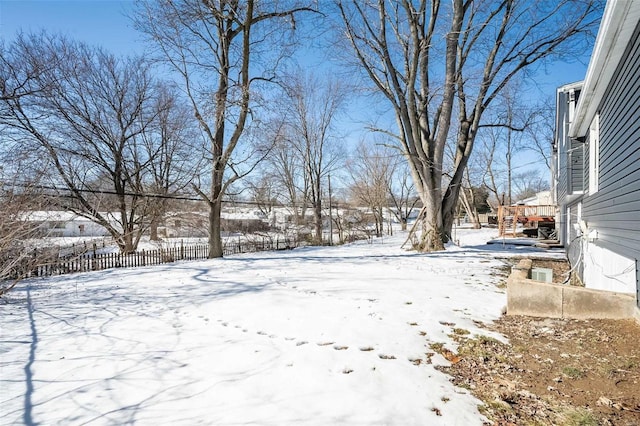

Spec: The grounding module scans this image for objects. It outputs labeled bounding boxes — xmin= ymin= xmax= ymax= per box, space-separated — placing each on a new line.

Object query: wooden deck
xmin=498 ymin=205 xmax=557 ymax=237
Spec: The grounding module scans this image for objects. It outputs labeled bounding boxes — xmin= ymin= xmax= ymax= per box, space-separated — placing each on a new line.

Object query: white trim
xmin=569 ymin=0 xmax=640 ymax=137
xmin=556 ymin=82 xmax=583 ymax=145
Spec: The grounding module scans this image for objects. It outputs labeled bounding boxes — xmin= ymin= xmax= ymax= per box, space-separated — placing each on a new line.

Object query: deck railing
xmin=497 ymin=205 xmax=557 ymax=237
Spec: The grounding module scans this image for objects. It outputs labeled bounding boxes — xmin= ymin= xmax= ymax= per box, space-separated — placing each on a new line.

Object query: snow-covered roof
xmin=23 ymin=211 xmax=111 ymax=222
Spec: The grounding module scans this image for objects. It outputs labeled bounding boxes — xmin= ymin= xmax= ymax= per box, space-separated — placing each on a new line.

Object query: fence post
xmin=31 ymin=248 xmax=37 ymax=277
xmin=92 ymin=243 xmax=97 ymax=270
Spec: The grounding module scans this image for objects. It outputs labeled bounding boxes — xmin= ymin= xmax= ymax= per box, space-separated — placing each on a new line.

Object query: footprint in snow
xmin=296 ymin=341 xmax=308 ymax=346
xmin=333 ymin=345 xmax=349 ymax=351
xmin=408 ymin=357 xmax=423 ymax=366
xmin=317 ymin=341 xmax=334 ymax=346
xmin=378 ymin=354 xmax=397 ymax=360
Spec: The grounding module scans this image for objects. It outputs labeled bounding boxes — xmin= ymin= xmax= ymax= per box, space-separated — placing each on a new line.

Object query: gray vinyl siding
xmin=555 ymin=88 xmax=582 ymax=204
xmin=555 ymin=85 xmax=582 ymax=247
xmin=569 ymin=139 xmax=584 ymax=194
xmin=556 ymin=91 xmax=569 ymax=205
xmin=582 ymin=20 xmax=640 ymax=264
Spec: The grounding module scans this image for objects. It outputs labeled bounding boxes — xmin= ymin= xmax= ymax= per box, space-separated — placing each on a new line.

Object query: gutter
xmin=569 ymin=0 xmax=640 ymax=138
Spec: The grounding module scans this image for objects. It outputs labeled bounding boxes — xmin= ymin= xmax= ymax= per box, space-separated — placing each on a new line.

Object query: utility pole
xmin=328 ymin=174 xmax=333 ymax=246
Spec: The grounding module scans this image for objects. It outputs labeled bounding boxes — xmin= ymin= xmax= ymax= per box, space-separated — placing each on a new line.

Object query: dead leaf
xmin=442 ymin=349 xmax=462 ymax=364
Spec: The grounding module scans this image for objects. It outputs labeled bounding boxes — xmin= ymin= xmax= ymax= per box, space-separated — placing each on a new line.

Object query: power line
xmin=6 ymin=182 xmax=203 ymax=201
xmin=4 ymin=182 xmax=324 ymax=208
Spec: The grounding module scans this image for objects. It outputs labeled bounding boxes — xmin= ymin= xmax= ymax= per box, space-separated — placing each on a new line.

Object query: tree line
xmin=1 ymin=0 xmax=602 ymax=269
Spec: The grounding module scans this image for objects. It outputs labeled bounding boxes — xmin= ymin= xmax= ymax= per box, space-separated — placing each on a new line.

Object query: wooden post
xmin=92 ymin=243 xmax=97 ymax=270
xmin=401 ymin=206 xmax=426 ymax=249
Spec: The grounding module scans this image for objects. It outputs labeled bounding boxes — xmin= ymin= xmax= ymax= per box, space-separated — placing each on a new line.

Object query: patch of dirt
xmin=530 ymin=258 xmax=583 ymax=286
xmin=436 ymin=316 xmax=640 ymax=425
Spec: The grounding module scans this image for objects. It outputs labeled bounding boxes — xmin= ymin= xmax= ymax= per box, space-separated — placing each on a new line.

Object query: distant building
xmin=25 ymin=211 xmax=110 ymax=237
xmin=516 ymin=190 xmax=553 ymax=206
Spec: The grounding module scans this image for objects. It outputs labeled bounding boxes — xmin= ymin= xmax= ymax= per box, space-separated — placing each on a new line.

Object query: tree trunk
xmin=338 ymin=0 xmax=598 ymax=253
xmin=418 ymin=190 xmax=445 ymax=251
xmin=150 ymin=216 xmax=159 ymax=241
xmin=375 ymin=208 xmax=384 ymax=237
xmin=314 ymin=200 xmax=322 ymax=244
xmin=460 ymin=187 xmax=481 ymax=229
xmin=208 ymin=198 xmax=223 ymax=258
xmin=442 ymin=173 xmax=465 ymax=243
xmin=122 ymin=232 xmax=135 ymax=254
xmin=208 ymin=152 xmax=225 ymax=258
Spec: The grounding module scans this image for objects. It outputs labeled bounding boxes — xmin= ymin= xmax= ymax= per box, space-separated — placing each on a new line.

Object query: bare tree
xmin=268 ymin=131 xmax=311 ymax=226
xmin=0 ymin=33 xmax=190 ymax=253
xmin=482 ymin=85 xmax=539 ymax=205
xmin=246 ymin=174 xmax=278 ymax=218
xmin=524 ymin=98 xmax=556 ymax=172
xmin=141 ymin=86 xmax=204 ymax=241
xmin=512 ymin=169 xmax=550 ymax=202
xmin=283 ymin=72 xmax=346 ymax=243
xmin=387 ymin=153 xmax=420 ymax=231
xmin=347 ymin=141 xmax=393 ymax=237
xmin=338 ymin=0 xmax=600 ymax=251
xmin=474 ymin=85 xmax=549 ymax=210
xmin=0 ymin=148 xmax=47 ymax=295
xmin=134 ymin=0 xmax=316 ymax=257
xmin=476 ymin=122 xmax=505 ymax=210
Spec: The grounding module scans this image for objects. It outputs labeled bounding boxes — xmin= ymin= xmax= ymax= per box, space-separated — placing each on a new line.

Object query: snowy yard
xmin=0 ymin=228 xmax=563 ymax=425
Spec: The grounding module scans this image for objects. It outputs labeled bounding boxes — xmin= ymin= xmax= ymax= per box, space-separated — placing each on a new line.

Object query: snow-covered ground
xmin=0 ymin=228 xmax=564 ymax=425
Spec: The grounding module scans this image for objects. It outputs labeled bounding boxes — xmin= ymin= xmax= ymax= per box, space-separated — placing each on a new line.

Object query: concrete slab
xmin=506 ymin=259 xmax=638 ymax=322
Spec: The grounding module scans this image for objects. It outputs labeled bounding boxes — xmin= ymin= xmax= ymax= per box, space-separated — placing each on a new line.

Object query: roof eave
xmin=569 ymin=0 xmax=640 ymax=138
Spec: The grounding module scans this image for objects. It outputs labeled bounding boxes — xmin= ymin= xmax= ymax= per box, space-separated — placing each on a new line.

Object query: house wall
xmin=59 ymin=221 xmax=110 ymax=238
xmin=569 ymin=139 xmax=584 ymax=194
xmin=578 ymin=20 xmax=640 ymax=297
xmin=555 ymin=83 xmax=582 ymax=246
xmin=565 ymin=201 xmax=584 ymax=284
xmin=35 ymin=215 xmax=110 ymax=237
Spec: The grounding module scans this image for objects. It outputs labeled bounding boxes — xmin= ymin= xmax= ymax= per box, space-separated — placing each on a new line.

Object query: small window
xmin=589 ymin=113 xmax=600 ymax=194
